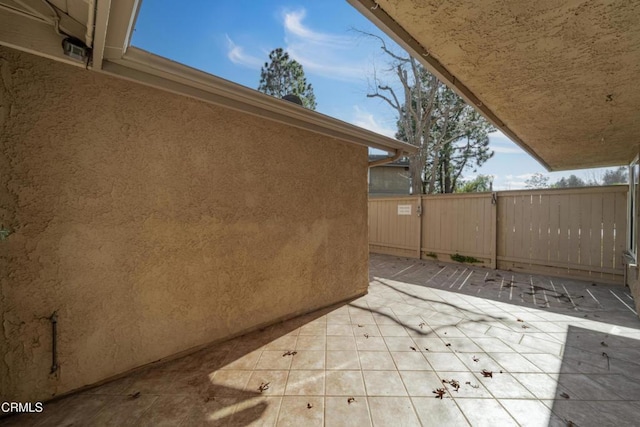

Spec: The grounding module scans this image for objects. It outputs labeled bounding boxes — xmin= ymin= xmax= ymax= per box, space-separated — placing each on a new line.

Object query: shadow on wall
xmin=0 ymin=304 xmax=338 ymax=425
xmin=550 ymin=325 xmax=640 ymax=425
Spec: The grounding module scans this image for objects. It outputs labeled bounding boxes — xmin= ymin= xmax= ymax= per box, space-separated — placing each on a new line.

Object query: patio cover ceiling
xmin=350 ymin=0 xmax=640 ymax=171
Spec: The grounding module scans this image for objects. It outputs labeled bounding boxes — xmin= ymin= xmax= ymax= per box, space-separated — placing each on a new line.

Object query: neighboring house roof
xmin=368 ymin=155 xmax=410 ymax=168
xmin=349 ymin=0 xmax=640 ymax=171
xmin=0 ymin=0 xmax=417 ymax=157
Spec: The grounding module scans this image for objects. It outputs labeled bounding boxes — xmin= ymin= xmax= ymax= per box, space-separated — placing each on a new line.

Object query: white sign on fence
xmin=397 ymin=205 xmax=412 ymax=215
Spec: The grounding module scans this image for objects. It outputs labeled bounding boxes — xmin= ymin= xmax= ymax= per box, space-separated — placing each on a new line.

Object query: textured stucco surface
xmin=371 ymin=0 xmax=640 ymax=170
xmin=0 ymin=46 xmax=369 ymax=402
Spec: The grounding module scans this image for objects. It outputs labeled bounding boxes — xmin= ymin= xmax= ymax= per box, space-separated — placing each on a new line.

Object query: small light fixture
xmin=62 ymin=37 xmax=89 ymax=62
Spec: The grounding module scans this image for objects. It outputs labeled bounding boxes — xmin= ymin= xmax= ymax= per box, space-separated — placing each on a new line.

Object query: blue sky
xmin=132 ymin=0 xmax=621 ymax=190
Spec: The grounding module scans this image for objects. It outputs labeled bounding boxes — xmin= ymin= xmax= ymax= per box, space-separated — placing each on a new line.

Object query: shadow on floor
xmin=549 ymin=325 xmax=640 ymax=426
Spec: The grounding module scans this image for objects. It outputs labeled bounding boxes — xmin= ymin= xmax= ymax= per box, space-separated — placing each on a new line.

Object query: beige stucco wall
xmin=0 ymin=46 xmax=369 ymax=402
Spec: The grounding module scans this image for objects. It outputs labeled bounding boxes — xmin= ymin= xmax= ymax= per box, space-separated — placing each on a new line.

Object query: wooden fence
xmin=369 ymin=186 xmax=628 ymax=284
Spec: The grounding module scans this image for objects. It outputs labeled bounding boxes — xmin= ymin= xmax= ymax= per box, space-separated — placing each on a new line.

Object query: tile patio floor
xmin=3 ymin=254 xmax=640 ymax=426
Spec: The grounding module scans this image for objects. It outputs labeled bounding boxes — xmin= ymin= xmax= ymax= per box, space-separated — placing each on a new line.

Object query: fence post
xmin=491 ymin=192 xmax=498 ymax=269
xmin=417 ymin=196 xmax=423 ymax=259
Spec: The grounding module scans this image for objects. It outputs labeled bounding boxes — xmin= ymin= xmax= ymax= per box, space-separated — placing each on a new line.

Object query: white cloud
xmin=283 ymin=10 xmax=349 ymax=46
xmin=225 ymin=35 xmax=262 ymax=69
xmin=282 ymin=8 xmax=369 ymax=82
xmin=491 ymin=145 xmax=524 ymax=154
xmin=351 ymin=106 xmax=396 ymax=137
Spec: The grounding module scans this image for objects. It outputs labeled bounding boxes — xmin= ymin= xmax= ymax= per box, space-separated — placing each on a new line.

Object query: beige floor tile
xmin=442 ymin=337 xmax=483 ymax=353
xmin=326 ymin=350 xmax=361 ymax=370
xmin=455 ymin=399 xmax=518 ymax=427
xmin=363 ymin=370 xmax=407 ymax=396
xmin=220 ymin=349 xmax=262 ymax=370
xmin=425 ymin=352 xmax=468 ymax=372
xmin=210 ymin=370 xmax=254 ymax=396
xmin=284 ymin=370 xmax=325 ymax=396
xmin=352 ymin=324 xmax=381 ymax=337
xmin=136 ymin=395 xmax=194 ymax=427
xmin=325 ymin=370 xmax=366 ymax=396
xmin=358 ymin=351 xmax=397 ymax=370
xmin=245 ymin=370 xmax=289 ymax=396
xmin=181 ymin=396 xmax=240 ymax=426
xmin=488 ymin=352 xmax=542 ymax=373
xmin=434 ymin=371 xmax=492 ymax=398
xmin=510 ymin=373 xmax=559 ymax=400
xmin=500 ymin=399 xmax=552 ymax=427
xmin=367 ymin=397 xmax=421 ymax=427
xmin=33 ymin=395 xmax=113 ymax=427
xmin=124 ymin=369 xmax=177 ymax=395
xmin=295 ymin=335 xmax=325 ymax=351
xmin=255 ymin=351 xmax=293 ymax=370
xmin=412 ymin=396 xmax=470 ymax=426
xmin=263 ymin=335 xmax=298 ymax=351
xmin=356 ymin=336 xmax=388 ymax=351
xmin=377 ymin=325 xmax=410 ymax=337
xmin=350 ymin=314 xmax=377 ymax=325
xmin=474 ymin=372 xmax=535 ymax=399
xmin=289 ymin=350 xmax=325 ymax=370
xmin=326 ymin=336 xmax=357 ymax=351
xmin=471 ymin=337 xmax=515 ymax=353
xmin=398 ymin=370 xmax=443 ymax=397
xmin=89 ymin=394 xmax=158 ymax=426
xmin=390 ymin=351 xmax=431 ymax=370
xmin=458 ymin=352 xmax=503 ymax=372
xmin=229 ymin=396 xmax=282 ymax=427
xmin=276 ymin=396 xmax=324 ymax=427
xmin=413 ymin=337 xmax=453 ymax=352
xmin=521 ymin=353 xmax=562 ymax=373
xmin=298 ymin=323 xmax=326 ymax=336
xmin=324 ymin=396 xmax=372 ymax=427
xmin=327 ymin=324 xmax=355 ymax=336
xmin=327 ymin=314 xmax=351 ymax=324
xmin=383 ymin=336 xmax=419 ymax=352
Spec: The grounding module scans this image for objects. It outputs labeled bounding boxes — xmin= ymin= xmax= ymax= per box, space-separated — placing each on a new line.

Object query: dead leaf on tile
xmin=472 ymin=356 xmax=479 ymax=362
xmin=445 ymin=343 xmax=451 ymax=347
xmin=410 ymin=346 xmax=417 ymax=351
xmin=464 ymin=381 xmax=479 ymax=389
xmin=347 ymin=397 xmax=356 ymax=404
xmin=128 ymin=391 xmax=141 ymax=400
xmin=442 ymin=379 xmax=460 ymax=392
xmin=516 ymin=318 xmax=524 ymax=322
xmin=364 ymin=333 xmax=370 ymax=339
xmin=282 ymin=351 xmax=297 ymax=357
xmin=432 ymin=388 xmax=446 ymax=399
xmin=522 ymin=325 xmax=530 ymax=329
xmin=307 ymin=403 xmax=313 ymax=409
xmin=419 ymin=322 xmax=426 ymax=329
xmin=560 ymin=392 xmax=570 ymax=399
xmin=258 ymin=382 xmax=270 ymax=392
xmin=481 ymin=369 xmax=493 ymax=378
xmin=358 ymin=324 xmax=364 ymax=328
xmin=424 ymin=348 xmax=430 ymax=351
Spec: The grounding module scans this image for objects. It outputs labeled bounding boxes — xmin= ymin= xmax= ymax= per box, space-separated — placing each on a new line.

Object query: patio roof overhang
xmin=0 ymin=0 xmax=416 ymax=157
xmin=349 ymin=0 xmax=640 ymax=171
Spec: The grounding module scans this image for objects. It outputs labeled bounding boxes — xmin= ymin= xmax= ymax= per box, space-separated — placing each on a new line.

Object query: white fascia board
xmin=100 ymin=47 xmax=415 ymax=154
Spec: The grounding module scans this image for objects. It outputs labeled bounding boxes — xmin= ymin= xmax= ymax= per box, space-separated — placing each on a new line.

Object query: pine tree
xmin=258 ymin=48 xmax=317 ymax=110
